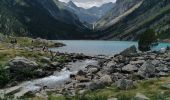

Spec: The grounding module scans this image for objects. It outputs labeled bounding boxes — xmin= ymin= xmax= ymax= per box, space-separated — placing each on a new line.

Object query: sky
xmin=59 ymin=0 xmax=116 ymax=9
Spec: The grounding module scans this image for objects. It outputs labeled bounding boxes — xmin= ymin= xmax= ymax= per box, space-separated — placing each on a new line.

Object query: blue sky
xmin=59 ymin=0 xmax=116 ymax=8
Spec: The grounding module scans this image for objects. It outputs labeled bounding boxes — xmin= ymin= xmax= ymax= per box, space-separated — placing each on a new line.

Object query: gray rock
xmin=78 ymin=90 xmax=88 ymax=95
xmin=9 ymin=57 xmax=38 ymax=72
xmin=86 ymin=65 xmax=99 ymax=74
xmin=156 ymin=65 xmax=169 ymax=72
xmin=157 ymin=72 xmax=168 ymax=77
xmin=108 ymin=97 xmax=118 ymax=100
xmin=4 ymin=86 xmax=21 ymax=95
xmin=76 ymin=76 xmax=90 ymax=82
xmin=77 ymin=70 xmax=86 ymax=76
xmin=151 ymin=60 xmax=160 ymax=67
xmin=88 ymin=81 xmax=103 ymax=90
xmin=165 ymin=57 xmax=170 ymax=62
xmin=0 ymin=90 xmax=4 ymax=99
xmin=111 ymin=73 xmax=125 ymax=82
xmin=75 ymin=83 xmax=87 ymax=89
xmin=136 ymin=57 xmax=145 ymax=60
xmin=87 ymin=75 xmax=112 ymax=90
xmin=120 ymin=45 xmax=137 ymax=56
xmin=165 ymin=62 xmax=170 ymax=66
xmin=14 ymin=87 xmax=41 ymax=98
xmin=51 ymin=62 xmax=60 ymax=67
xmin=102 ymin=61 xmax=119 ymax=74
xmin=116 ymin=79 xmax=134 ymax=90
xmin=99 ymin=75 xmax=112 ymax=85
xmin=160 ymin=48 xmax=166 ymax=54
xmin=122 ymin=64 xmax=138 ymax=72
xmin=87 ymin=67 xmax=98 ymax=74
xmin=137 ymin=61 xmax=156 ymax=78
xmin=161 ymin=83 xmax=170 ymax=89
xmin=134 ymin=93 xmax=149 ymax=100
xmin=106 ymin=61 xmax=117 ymax=68
xmin=130 ymin=60 xmax=145 ymax=65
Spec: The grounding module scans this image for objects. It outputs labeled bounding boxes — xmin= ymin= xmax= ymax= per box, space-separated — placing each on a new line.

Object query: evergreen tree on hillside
xmin=138 ymin=29 xmax=158 ymax=51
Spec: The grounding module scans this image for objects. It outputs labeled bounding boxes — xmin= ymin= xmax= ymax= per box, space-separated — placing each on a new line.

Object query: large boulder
xmin=137 ymin=61 xmax=156 ymax=78
xmin=75 ymin=75 xmax=90 ymax=82
xmin=9 ymin=57 xmax=38 ymax=72
xmin=87 ymin=67 xmax=99 ymax=74
xmin=88 ymin=75 xmax=112 ymax=90
xmin=116 ymin=79 xmax=134 ymax=90
xmin=99 ymin=75 xmax=112 ymax=85
xmin=86 ymin=65 xmax=99 ymax=74
xmin=120 ymin=45 xmax=137 ymax=56
xmin=102 ymin=61 xmax=117 ymax=74
xmin=122 ymin=64 xmax=138 ymax=72
xmin=88 ymin=81 xmax=103 ymax=90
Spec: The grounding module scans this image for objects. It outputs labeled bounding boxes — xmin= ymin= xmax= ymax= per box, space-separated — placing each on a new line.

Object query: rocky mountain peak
xmin=67 ymin=0 xmax=77 ymax=8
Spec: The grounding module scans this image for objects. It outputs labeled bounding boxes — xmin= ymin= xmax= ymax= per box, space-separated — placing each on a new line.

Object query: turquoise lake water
xmin=51 ymin=40 xmax=170 ymax=55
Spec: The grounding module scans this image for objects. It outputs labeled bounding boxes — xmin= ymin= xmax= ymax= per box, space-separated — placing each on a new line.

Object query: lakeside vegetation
xmin=0 ymin=36 xmax=68 ymax=88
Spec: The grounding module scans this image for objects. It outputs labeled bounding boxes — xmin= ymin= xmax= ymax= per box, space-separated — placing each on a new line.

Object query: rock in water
xmin=120 ymin=45 xmax=137 ymax=56
xmin=134 ymin=93 xmax=149 ymax=100
xmin=137 ymin=61 xmax=155 ymax=78
xmin=116 ymin=79 xmax=134 ymax=90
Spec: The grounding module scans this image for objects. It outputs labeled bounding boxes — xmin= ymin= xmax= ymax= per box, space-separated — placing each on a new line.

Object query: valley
xmin=0 ymin=0 xmax=170 ymax=41
xmin=0 ymin=37 xmax=170 ymax=100
xmin=0 ymin=0 xmax=170 ymax=100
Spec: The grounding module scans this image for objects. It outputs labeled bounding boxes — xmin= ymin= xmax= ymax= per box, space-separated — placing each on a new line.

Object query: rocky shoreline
xmin=161 ymin=39 xmax=170 ymax=43
xmin=1 ymin=45 xmax=170 ymax=99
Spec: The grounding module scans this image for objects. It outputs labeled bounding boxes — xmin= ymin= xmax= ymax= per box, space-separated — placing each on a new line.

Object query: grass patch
xmin=3 ymin=36 xmax=63 ymax=48
xmin=0 ymin=66 xmax=10 ymax=88
xmin=0 ymin=42 xmax=56 ymax=87
xmin=54 ymin=56 xmax=71 ymax=63
xmin=46 ymin=77 xmax=170 ymax=100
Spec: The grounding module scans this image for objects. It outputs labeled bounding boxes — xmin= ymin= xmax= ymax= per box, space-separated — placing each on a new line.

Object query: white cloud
xmin=59 ymin=0 xmax=116 ymax=8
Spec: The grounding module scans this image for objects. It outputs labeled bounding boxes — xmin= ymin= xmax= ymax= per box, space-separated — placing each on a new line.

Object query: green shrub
xmin=0 ymin=67 xmax=10 ymax=87
xmin=117 ymin=94 xmax=132 ymax=100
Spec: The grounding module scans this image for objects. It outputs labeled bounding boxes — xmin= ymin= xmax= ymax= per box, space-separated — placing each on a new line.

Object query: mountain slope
xmin=66 ymin=1 xmax=114 ymax=25
xmin=95 ymin=0 xmax=142 ymax=29
xmin=0 ymin=0 xmax=90 ymax=39
xmin=95 ymin=0 xmax=170 ymax=40
xmin=0 ymin=0 xmax=27 ymax=36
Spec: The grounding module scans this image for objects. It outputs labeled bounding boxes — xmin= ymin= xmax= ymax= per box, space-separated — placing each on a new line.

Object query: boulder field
xmin=1 ymin=45 xmax=170 ymax=99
